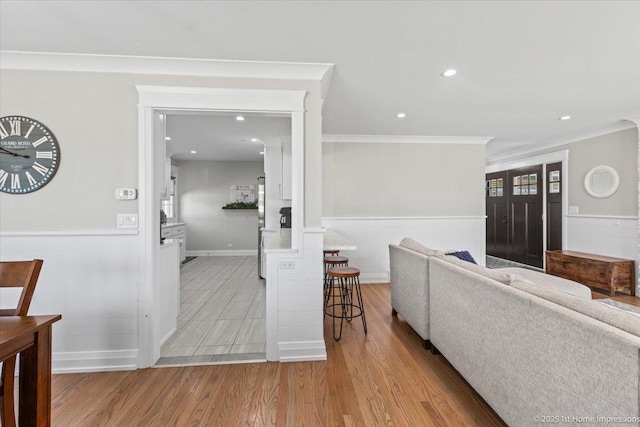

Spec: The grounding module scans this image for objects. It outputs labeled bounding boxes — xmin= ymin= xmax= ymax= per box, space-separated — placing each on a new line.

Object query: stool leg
xmin=332 ymin=277 xmax=346 ymax=340
xmin=353 ymin=275 xmax=367 ymax=334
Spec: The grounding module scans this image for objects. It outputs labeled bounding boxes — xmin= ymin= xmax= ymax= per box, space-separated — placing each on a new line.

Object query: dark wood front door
xmin=486 ymin=165 xmax=544 ymax=268
xmin=486 ymin=171 xmax=508 ymax=260
xmin=546 ymin=162 xmax=562 ymax=251
xmin=509 ymin=165 xmax=543 ymax=267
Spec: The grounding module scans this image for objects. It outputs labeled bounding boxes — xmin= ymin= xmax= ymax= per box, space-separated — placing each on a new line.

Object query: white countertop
xmin=324 ymin=229 xmax=357 ymax=251
xmin=263 ymin=228 xmax=356 ymax=253
xmin=162 ymin=222 xmax=186 ymax=229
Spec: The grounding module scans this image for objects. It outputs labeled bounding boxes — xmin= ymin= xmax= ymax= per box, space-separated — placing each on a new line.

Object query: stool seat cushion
xmin=328 ymin=266 xmax=360 ymax=278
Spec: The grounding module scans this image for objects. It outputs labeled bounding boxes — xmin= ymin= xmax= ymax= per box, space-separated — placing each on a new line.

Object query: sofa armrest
xmin=389 ymin=244 xmax=430 ymax=340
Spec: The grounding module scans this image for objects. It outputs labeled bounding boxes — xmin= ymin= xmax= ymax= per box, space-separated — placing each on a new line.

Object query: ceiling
xmin=1 ymin=1 xmax=639 ymax=159
xmin=165 ymin=112 xmax=291 ymax=162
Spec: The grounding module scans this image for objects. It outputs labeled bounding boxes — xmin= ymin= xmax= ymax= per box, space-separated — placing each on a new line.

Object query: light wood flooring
xmin=50 ymin=283 xmax=506 ymax=426
xmin=158 ymin=256 xmax=266 ymax=365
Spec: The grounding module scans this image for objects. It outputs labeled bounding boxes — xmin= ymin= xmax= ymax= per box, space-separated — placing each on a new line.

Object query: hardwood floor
xmin=50 ymin=283 xmax=505 ymax=426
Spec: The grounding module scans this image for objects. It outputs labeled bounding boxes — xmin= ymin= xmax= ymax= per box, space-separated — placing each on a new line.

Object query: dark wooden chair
xmin=0 ymin=259 xmax=44 ymax=427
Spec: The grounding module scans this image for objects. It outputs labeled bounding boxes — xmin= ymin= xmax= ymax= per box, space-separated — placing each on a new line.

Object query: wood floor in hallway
xmin=50 ymin=283 xmax=505 ymax=426
xmin=158 ymin=256 xmax=266 ymax=365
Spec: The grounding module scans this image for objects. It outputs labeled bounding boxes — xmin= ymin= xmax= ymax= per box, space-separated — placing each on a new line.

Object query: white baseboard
xmin=53 ymin=349 xmax=138 ymax=374
xmin=278 ymin=341 xmax=327 ymax=362
xmin=159 ymin=327 xmax=177 ymax=347
xmin=186 ymin=249 xmax=258 ymax=257
xmin=359 ymin=273 xmax=389 ymax=284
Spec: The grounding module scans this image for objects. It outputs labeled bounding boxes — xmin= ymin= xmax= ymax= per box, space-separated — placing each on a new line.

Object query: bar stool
xmin=323 ymin=249 xmax=340 ymax=256
xmin=325 ymin=266 xmax=367 ymax=341
xmin=323 ymin=256 xmax=348 ymax=310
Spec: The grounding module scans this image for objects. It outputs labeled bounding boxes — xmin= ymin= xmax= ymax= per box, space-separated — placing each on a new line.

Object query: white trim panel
xmin=53 ymin=350 xmax=138 ymax=374
xmin=323 ymin=134 xmax=493 ymax=145
xmin=566 ymin=216 xmax=637 ymax=260
xmin=1 ymin=233 xmax=140 ymax=373
xmin=0 ymin=51 xmax=334 ymax=82
xmin=278 ymin=340 xmax=327 ymax=362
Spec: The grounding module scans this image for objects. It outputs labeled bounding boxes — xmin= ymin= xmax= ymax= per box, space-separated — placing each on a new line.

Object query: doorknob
xmin=501 ymin=214 xmax=508 ymax=224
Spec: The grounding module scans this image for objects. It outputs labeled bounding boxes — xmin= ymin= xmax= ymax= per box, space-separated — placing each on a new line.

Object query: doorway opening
xmin=136 ymin=85 xmax=306 ymax=368
xmin=155 ymin=111 xmax=291 ymax=366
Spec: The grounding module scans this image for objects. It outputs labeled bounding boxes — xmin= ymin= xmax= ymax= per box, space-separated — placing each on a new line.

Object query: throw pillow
xmin=446 ymin=250 xmax=477 ymax=264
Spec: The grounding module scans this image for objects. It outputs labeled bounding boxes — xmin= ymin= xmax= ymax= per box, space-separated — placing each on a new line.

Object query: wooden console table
xmin=0 ymin=315 xmax=61 ymax=427
xmin=545 ymin=250 xmax=635 ymax=297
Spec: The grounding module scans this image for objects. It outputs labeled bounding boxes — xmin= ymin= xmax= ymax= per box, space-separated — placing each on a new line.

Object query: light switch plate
xmin=115 ymin=188 xmax=138 ymax=200
xmin=568 ymin=206 xmax=579 ymax=214
xmin=117 ymin=214 xmax=138 ymax=228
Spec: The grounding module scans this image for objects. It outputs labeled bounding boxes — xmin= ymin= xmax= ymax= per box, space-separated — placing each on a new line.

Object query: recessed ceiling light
xmin=396 ymin=113 xmax=406 ymax=118
xmin=165 ymin=136 xmax=171 ymax=141
xmin=259 ymin=151 xmax=265 ymax=155
xmin=559 ymin=115 xmax=571 ymax=121
xmin=190 ymin=150 xmax=197 ymax=154
xmin=251 ymin=138 xmax=258 ymax=142
xmin=236 ymin=116 xmax=245 ymax=121
xmin=442 ymin=69 xmax=457 ymax=77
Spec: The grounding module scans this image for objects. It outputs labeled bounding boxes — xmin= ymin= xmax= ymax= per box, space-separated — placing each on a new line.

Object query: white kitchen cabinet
xmin=162 ymin=223 xmax=187 ymax=263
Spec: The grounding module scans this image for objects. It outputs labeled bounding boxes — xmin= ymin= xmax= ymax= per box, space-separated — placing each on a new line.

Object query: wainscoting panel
xmin=321 ymin=217 xmax=486 ymax=283
xmin=566 ymin=216 xmax=637 ymax=260
xmin=0 ymin=232 xmax=140 ymax=372
xmin=565 ymin=215 xmax=639 ymax=294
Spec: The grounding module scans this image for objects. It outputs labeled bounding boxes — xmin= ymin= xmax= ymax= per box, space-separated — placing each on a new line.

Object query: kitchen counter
xmin=161 ymin=222 xmax=186 ymax=229
xmin=263 ymin=228 xmax=356 ymax=253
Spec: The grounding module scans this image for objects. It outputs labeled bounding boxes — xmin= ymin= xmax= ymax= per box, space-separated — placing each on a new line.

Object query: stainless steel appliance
xmin=257 ymin=177 xmax=266 ymax=278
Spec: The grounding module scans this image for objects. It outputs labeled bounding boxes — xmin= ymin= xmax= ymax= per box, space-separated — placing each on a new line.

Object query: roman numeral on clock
xmin=11 ymin=174 xmax=21 ymax=189
xmin=0 ymin=123 xmax=8 ymax=139
xmin=24 ymin=124 xmax=35 ymax=139
xmin=36 ymin=151 xmax=53 ymax=159
xmin=0 ymin=170 xmax=8 ymax=187
xmin=25 ymin=171 xmax=38 ymax=186
xmin=9 ymin=120 xmax=21 ymax=136
xmin=32 ymin=162 xmax=49 ymax=176
xmin=32 ymin=136 xmax=48 ymax=148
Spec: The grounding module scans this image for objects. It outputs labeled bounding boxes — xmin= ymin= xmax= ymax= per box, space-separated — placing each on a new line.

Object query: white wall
xmin=322 ymin=141 xmax=487 ymax=281
xmin=176 ymin=160 xmax=263 ymax=253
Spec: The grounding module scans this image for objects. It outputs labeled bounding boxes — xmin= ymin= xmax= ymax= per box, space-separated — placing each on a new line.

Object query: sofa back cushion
xmin=399 ymin=238 xmax=444 ymax=257
xmin=499 ymin=267 xmax=592 ymax=299
xmin=440 ymin=255 xmax=514 ymax=285
xmin=511 ymin=278 xmax=640 ymax=337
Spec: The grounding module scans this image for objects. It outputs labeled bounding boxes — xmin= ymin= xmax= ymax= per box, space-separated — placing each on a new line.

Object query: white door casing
xmin=136 ymin=86 xmax=307 ymax=367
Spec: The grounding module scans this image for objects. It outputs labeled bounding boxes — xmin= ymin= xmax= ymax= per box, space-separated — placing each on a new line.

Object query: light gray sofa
xmin=389 ymin=238 xmax=640 ymax=426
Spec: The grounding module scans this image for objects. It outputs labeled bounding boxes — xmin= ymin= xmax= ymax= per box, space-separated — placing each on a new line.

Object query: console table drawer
xmin=545 ymin=250 xmax=635 ymax=297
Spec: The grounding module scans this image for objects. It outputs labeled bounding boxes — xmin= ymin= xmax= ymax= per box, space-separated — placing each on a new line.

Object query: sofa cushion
xmin=499 ymin=267 xmax=592 ymax=299
xmin=510 ymin=278 xmax=640 ymax=337
xmin=399 ymin=238 xmax=444 ymax=257
xmin=440 ymin=255 xmax=514 ymax=285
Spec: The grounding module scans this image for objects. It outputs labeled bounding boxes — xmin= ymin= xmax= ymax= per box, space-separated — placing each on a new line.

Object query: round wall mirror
xmin=584 ymin=165 xmax=620 ymax=199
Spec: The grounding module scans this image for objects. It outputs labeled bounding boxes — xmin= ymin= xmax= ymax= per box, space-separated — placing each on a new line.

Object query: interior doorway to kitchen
xmin=155 ymin=111 xmax=291 ymax=366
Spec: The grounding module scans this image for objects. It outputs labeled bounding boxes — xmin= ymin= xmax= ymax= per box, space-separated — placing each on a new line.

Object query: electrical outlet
xmin=568 ymin=206 xmax=579 ymax=214
xmin=279 ymin=260 xmax=295 ymax=270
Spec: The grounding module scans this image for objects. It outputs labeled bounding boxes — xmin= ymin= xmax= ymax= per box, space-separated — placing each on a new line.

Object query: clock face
xmin=0 ymin=116 xmax=60 ymax=194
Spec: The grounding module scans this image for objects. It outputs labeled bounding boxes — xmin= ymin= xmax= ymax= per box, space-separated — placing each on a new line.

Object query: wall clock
xmin=0 ymin=116 xmax=60 ymax=194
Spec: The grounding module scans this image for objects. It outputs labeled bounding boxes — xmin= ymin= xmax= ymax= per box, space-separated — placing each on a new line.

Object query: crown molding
xmin=322 ymin=134 xmax=493 ymax=145
xmin=486 ymin=120 xmax=637 ymax=163
xmin=0 ymin=50 xmax=334 ymax=85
